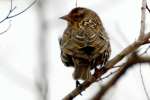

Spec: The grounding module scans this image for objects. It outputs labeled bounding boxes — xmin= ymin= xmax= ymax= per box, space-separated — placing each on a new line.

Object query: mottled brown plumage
xmin=59 ymin=7 xmax=111 ymax=81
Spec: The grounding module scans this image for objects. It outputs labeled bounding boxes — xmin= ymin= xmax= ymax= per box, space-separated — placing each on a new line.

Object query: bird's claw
xmin=76 ymin=80 xmax=83 ymax=96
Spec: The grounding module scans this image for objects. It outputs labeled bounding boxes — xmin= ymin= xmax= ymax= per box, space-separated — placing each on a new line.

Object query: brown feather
xmin=60 ymin=7 xmax=111 ymax=80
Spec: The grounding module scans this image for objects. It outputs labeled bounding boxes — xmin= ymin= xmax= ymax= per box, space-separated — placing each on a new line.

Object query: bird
xmin=59 ymin=7 xmax=111 ymax=83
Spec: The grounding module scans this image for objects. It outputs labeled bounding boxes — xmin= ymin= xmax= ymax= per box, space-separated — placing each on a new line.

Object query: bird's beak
xmin=60 ymin=15 xmax=70 ymax=21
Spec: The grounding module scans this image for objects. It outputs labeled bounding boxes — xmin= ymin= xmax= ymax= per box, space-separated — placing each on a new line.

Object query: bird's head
xmin=60 ymin=7 xmax=100 ymax=26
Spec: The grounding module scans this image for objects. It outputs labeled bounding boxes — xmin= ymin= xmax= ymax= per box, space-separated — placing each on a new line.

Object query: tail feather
xmin=73 ymin=65 xmax=92 ymax=80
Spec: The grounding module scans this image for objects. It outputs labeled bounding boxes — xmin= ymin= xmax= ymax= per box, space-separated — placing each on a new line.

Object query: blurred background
xmin=0 ymin=0 xmax=150 ymax=100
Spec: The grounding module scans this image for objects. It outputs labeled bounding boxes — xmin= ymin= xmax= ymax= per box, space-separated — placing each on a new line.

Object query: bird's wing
xmin=60 ymin=28 xmax=74 ymax=66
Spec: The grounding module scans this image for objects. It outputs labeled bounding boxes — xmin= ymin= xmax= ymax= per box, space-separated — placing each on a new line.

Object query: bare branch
xmin=0 ymin=0 xmax=37 ymax=34
xmin=146 ymin=4 xmax=150 ymax=13
xmin=138 ymin=0 xmax=147 ymax=40
xmin=0 ymin=20 xmax=11 ymax=35
xmin=35 ymin=0 xmax=49 ymax=100
xmin=0 ymin=0 xmax=37 ymax=24
xmin=92 ymin=55 xmax=150 ymax=100
xmin=75 ymin=0 xmax=78 ymax=7
xmin=8 ymin=0 xmax=37 ymax=18
xmin=91 ymin=1 xmax=149 ymax=99
xmin=140 ymin=45 xmax=150 ymax=55
xmin=139 ymin=64 xmax=150 ymax=100
xmin=106 ymin=33 xmax=150 ymax=70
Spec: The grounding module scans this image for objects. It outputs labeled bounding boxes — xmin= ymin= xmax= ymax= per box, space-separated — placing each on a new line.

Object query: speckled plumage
xmin=59 ymin=7 xmax=111 ymax=80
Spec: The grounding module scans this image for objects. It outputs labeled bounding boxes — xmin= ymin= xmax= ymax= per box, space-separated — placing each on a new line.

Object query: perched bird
xmin=59 ymin=7 xmax=111 ymax=81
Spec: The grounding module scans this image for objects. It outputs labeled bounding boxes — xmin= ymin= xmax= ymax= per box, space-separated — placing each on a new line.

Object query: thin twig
xmin=99 ymin=70 xmax=119 ymax=81
xmin=0 ymin=0 xmax=16 ymax=23
xmin=146 ymin=4 xmax=150 ymax=13
xmin=75 ymin=0 xmax=78 ymax=7
xmin=143 ymin=45 xmax=150 ymax=54
xmin=140 ymin=45 xmax=150 ymax=55
xmin=0 ymin=0 xmax=37 ymax=24
xmin=0 ymin=20 xmax=11 ymax=35
xmin=139 ymin=64 xmax=150 ymax=100
xmin=8 ymin=0 xmax=37 ymax=18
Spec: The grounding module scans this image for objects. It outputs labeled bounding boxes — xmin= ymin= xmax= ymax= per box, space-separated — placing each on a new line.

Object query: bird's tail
xmin=73 ymin=65 xmax=92 ymax=80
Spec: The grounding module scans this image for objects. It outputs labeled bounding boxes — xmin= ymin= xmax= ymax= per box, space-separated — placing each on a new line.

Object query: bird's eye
xmin=74 ymin=14 xmax=80 ymax=18
xmin=72 ymin=13 xmax=84 ymax=21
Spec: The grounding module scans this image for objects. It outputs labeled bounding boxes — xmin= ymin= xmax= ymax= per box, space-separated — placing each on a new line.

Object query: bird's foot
xmin=76 ymin=80 xmax=82 ymax=96
xmin=76 ymin=80 xmax=81 ymax=87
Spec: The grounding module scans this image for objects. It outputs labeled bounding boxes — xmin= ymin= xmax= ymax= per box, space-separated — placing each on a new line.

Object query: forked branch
xmin=0 ymin=0 xmax=37 ymax=34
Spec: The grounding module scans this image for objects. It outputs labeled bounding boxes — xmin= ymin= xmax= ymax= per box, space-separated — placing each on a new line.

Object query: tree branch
xmin=92 ymin=55 xmax=150 ymax=100
xmin=8 ymin=0 xmax=37 ymax=18
xmin=146 ymin=4 xmax=150 ymax=13
xmin=0 ymin=0 xmax=37 ymax=24
xmin=0 ymin=20 xmax=11 ymax=35
xmin=62 ymin=32 xmax=150 ymax=100
xmin=91 ymin=0 xmax=149 ymax=99
xmin=35 ymin=0 xmax=49 ymax=100
xmin=139 ymin=64 xmax=150 ymax=100
xmin=138 ymin=0 xmax=147 ymax=40
xmin=0 ymin=0 xmax=37 ymax=34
